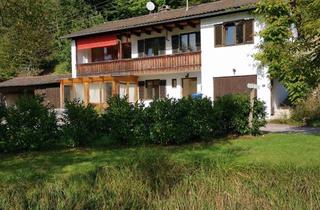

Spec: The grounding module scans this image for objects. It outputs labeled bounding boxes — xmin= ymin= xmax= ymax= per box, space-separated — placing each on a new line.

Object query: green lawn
xmin=1 ymin=133 xmax=320 ymax=209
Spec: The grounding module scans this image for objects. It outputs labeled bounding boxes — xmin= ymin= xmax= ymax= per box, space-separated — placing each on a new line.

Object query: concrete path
xmin=261 ymin=123 xmax=320 ymax=134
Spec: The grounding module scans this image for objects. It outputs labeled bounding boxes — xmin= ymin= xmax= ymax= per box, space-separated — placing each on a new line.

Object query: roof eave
xmin=63 ymin=6 xmax=256 ymax=39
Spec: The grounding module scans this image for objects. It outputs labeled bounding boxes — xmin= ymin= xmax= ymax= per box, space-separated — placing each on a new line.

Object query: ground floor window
xmin=138 ymin=80 xmax=166 ymax=100
xmin=60 ymin=76 xmax=138 ymax=108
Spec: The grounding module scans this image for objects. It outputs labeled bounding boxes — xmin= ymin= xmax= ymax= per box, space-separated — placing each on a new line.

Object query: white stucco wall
xmin=200 ymin=12 xmax=272 ymax=116
xmin=71 ymin=40 xmax=77 ymax=78
xmin=138 ymin=71 xmax=201 ymax=105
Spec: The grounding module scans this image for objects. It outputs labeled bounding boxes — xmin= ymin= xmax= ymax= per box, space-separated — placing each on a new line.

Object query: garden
xmin=1 ymin=94 xmax=320 ymax=209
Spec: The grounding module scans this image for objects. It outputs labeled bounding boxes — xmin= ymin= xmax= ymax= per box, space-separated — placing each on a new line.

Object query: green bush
xmin=146 ymin=97 xmax=214 ymax=144
xmin=212 ymin=94 xmax=266 ymax=136
xmin=102 ymin=96 xmax=148 ymax=145
xmin=0 ymin=101 xmax=7 ymax=148
xmin=62 ymin=99 xmax=101 ymax=147
xmin=3 ymin=95 xmax=59 ymax=152
xmin=291 ymin=86 xmax=320 ymax=126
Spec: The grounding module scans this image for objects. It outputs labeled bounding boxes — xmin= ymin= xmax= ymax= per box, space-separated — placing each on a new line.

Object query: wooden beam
xmin=132 ymin=30 xmax=141 ymax=36
xmin=142 ymin=28 xmax=152 ymax=35
xmin=152 ymin=26 xmax=162 ymax=33
xmin=175 ymin=23 xmax=184 ymax=30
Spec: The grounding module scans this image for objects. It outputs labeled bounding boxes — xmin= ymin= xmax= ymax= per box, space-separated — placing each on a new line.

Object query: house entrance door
xmin=182 ymin=77 xmax=197 ymax=97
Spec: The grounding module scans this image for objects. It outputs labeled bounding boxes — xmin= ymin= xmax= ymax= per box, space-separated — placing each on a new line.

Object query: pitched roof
xmin=64 ymin=0 xmax=258 ymax=39
xmin=0 ymin=74 xmax=70 ymax=88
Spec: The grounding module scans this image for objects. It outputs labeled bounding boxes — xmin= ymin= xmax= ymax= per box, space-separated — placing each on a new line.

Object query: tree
xmin=0 ymin=0 xmax=56 ymax=78
xmin=255 ymin=0 xmax=320 ymax=103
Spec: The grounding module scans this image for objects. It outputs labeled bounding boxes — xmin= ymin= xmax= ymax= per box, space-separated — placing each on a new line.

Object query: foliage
xmin=146 ymin=97 xmax=215 ymax=144
xmin=291 ymin=85 xmax=320 ymax=126
xmin=102 ymin=96 xmax=148 ymax=145
xmin=0 ymin=99 xmax=6 ymax=143
xmin=255 ymin=0 xmax=320 ymax=104
xmin=62 ymin=99 xmax=101 ymax=147
xmin=213 ymin=94 xmax=266 ymax=136
xmin=2 ymin=95 xmax=59 ymax=152
xmin=1 ymin=134 xmax=320 ymax=209
xmin=0 ymin=0 xmax=56 ymax=77
xmin=104 ymin=95 xmax=265 ymax=145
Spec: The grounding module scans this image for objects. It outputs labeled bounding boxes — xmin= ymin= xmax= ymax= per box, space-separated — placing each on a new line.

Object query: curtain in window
xmin=119 ymin=83 xmax=127 ymax=98
xmin=74 ymin=84 xmax=84 ymax=101
xmin=89 ymin=83 xmax=101 ymax=103
xmin=128 ymin=84 xmax=136 ymax=103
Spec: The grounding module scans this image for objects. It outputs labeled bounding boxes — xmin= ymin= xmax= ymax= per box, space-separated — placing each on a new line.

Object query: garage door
xmin=214 ymin=75 xmax=257 ymax=99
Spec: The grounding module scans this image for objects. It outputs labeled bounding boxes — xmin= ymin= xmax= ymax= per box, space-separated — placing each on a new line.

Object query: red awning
xmin=77 ymin=35 xmax=118 ymax=50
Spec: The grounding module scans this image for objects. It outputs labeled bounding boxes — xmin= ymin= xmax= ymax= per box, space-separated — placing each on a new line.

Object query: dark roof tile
xmin=64 ymin=0 xmax=258 ymax=39
xmin=0 ymin=74 xmax=70 ymax=88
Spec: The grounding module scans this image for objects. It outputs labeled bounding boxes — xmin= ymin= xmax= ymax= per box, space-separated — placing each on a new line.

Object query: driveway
xmin=261 ymin=123 xmax=320 ymax=134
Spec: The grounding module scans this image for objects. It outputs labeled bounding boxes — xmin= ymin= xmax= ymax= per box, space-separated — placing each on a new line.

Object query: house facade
xmin=61 ymin=0 xmax=288 ymax=117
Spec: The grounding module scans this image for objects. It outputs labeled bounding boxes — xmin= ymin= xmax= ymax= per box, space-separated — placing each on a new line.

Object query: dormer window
xmin=215 ymin=19 xmax=254 ymax=47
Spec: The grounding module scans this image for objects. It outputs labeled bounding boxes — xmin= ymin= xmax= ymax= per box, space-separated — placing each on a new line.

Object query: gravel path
xmin=261 ymin=123 xmax=320 ymax=134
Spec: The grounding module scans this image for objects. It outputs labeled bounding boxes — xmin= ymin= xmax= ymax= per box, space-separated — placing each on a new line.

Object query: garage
xmin=213 ymin=75 xmax=257 ymax=99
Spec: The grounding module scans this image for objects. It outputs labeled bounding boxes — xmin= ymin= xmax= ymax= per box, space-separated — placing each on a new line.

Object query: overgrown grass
xmin=1 ymin=133 xmax=320 ymax=209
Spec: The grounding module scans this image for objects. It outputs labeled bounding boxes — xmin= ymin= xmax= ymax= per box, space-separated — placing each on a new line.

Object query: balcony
xmin=77 ymin=51 xmax=201 ymax=76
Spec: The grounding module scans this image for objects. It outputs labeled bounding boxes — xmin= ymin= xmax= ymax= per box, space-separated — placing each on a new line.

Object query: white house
xmin=60 ymin=0 xmax=288 ymax=117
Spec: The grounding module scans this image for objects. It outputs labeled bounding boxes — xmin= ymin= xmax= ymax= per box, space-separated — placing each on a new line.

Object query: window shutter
xmin=138 ymin=81 xmax=145 ymax=99
xmin=138 ymin=40 xmax=145 ymax=57
xmin=215 ymin=25 xmax=223 ymax=47
xmin=245 ymin=20 xmax=254 ymax=43
xmin=159 ymin=80 xmax=166 ymax=98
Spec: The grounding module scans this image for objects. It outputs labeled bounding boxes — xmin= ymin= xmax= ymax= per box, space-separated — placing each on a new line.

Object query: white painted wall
xmin=71 ymin=40 xmax=77 ymax=78
xmin=200 ymin=12 xmax=272 ymax=117
xmin=131 ymin=25 xmax=200 ymax=58
xmin=138 ymin=71 xmax=201 ymax=105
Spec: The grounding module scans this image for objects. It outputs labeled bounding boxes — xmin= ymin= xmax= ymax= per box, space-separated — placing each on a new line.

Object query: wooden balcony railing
xmin=77 ymin=51 xmax=201 ymax=76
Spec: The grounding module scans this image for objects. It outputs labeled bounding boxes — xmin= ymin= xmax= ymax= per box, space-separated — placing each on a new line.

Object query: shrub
xmin=212 ymin=94 xmax=266 ymax=136
xmin=102 ymin=96 xmax=148 ymax=145
xmin=0 ymin=100 xmax=7 ymax=149
xmin=291 ymin=86 xmax=320 ymax=126
xmin=62 ymin=99 xmax=100 ymax=147
xmin=3 ymin=95 xmax=59 ymax=152
xmin=146 ymin=97 xmax=215 ymax=144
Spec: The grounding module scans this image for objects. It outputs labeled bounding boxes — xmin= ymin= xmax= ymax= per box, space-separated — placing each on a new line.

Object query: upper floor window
xmin=172 ymin=32 xmax=200 ymax=53
xmin=215 ymin=20 xmax=254 ymax=47
xmin=92 ymin=46 xmax=118 ymax=62
xmin=138 ymin=37 xmax=166 ymax=57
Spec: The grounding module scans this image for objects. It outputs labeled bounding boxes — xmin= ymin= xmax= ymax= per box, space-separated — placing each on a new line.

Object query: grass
xmin=1 ymin=133 xmax=320 ymax=209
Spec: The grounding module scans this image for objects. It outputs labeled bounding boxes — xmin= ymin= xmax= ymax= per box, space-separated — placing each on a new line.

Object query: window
xmin=89 ymin=83 xmax=101 ymax=104
xmin=215 ymin=20 xmax=254 ymax=47
xmin=92 ymin=46 xmax=118 ymax=62
xmin=74 ymin=84 xmax=84 ymax=101
xmin=102 ymin=83 xmax=113 ymax=102
xmin=119 ymin=83 xmax=127 ymax=98
xmin=122 ymin=43 xmax=131 ymax=59
xmin=172 ymin=79 xmax=177 ymax=88
xmin=141 ymin=80 xmax=167 ymax=99
xmin=64 ymin=85 xmax=72 ymax=102
xmin=146 ymin=80 xmax=160 ymax=99
xmin=172 ymin=32 xmax=200 ymax=53
xmin=138 ymin=37 xmax=165 ymax=57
